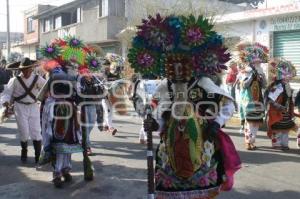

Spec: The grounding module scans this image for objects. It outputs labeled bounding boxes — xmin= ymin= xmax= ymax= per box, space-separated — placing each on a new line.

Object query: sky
xmin=0 ymin=0 xmax=298 ymax=33
xmin=0 ymin=0 xmax=74 ymax=32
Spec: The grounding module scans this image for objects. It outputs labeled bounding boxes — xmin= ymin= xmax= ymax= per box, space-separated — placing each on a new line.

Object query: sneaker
xmin=53 ymin=177 xmax=63 ymax=188
xmin=63 ymin=173 xmax=72 ymax=183
xmin=245 ymin=143 xmax=252 ymax=150
xmin=99 ymin=125 xmax=109 ymax=132
xmin=109 ymin=128 xmax=117 ymax=136
xmin=250 ymin=144 xmax=257 ymax=150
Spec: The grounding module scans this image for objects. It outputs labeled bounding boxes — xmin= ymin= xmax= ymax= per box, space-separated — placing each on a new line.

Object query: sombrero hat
xmin=6 ymin=57 xmax=37 ymax=70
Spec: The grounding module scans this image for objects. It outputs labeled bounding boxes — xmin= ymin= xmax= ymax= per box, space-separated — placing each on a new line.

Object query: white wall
xmin=259 ymin=0 xmax=300 ymax=8
xmin=217 ymin=21 xmax=254 ymax=42
xmin=22 ymin=45 xmax=37 ymax=60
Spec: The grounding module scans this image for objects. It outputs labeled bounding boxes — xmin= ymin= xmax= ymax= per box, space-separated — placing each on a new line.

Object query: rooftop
xmin=34 ymin=0 xmax=88 ymax=19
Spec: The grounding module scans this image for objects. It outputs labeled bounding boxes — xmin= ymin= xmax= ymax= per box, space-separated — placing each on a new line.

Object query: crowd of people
xmin=0 ymin=36 xmax=126 ymax=187
xmin=225 ymin=43 xmax=300 ymax=151
xmin=0 ymin=13 xmax=299 ymax=199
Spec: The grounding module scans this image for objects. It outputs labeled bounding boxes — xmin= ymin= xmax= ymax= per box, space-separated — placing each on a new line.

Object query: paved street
xmin=0 ymin=114 xmax=299 ymax=199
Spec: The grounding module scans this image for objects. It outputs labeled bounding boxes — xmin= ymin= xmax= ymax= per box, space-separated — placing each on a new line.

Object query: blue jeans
xmin=83 ymin=105 xmax=97 ymax=148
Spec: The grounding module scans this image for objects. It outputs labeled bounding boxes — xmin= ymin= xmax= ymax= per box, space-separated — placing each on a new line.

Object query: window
xmin=77 ymin=7 xmax=81 ymax=23
xmin=27 ymin=16 xmax=34 ymax=33
xmin=54 ymin=15 xmax=62 ymax=29
xmin=42 ymin=7 xmax=81 ymax=32
xmin=71 ymin=7 xmax=81 ymax=24
xmin=43 ymin=18 xmax=51 ymax=32
xmin=99 ymin=0 xmax=108 ymax=17
xmin=61 ymin=13 xmax=71 ymax=26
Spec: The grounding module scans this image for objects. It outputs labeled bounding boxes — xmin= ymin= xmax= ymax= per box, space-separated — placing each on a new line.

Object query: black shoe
xmin=84 ymin=175 xmax=94 ymax=181
xmin=20 ymin=141 xmax=28 ymax=163
xmin=33 ymin=140 xmax=42 ymax=164
xmin=63 ymin=173 xmax=72 ymax=183
xmin=53 ymin=177 xmax=63 ymax=188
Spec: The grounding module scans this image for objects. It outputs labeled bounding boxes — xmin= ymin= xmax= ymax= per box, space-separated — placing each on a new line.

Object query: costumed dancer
xmin=38 ymin=36 xmax=97 ymax=187
xmin=40 ymin=67 xmax=82 ymax=188
xmin=237 ymin=42 xmax=268 ymax=150
xmin=1 ymin=58 xmax=46 ymax=164
xmin=265 ymin=58 xmax=297 ymax=150
xmin=100 ymin=54 xmax=124 ymax=135
xmin=128 ymin=14 xmax=241 ymax=199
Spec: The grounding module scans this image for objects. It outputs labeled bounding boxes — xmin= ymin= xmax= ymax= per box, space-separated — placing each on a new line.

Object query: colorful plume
xmin=128 ymin=14 xmax=230 ymax=79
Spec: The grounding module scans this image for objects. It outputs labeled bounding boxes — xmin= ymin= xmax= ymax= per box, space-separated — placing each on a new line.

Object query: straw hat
xmin=6 ymin=57 xmax=37 ymax=70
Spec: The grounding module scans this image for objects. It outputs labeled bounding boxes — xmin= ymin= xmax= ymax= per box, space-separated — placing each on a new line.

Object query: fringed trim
xmin=53 ymin=143 xmax=83 ymax=154
xmin=155 ymin=187 xmax=219 ymax=199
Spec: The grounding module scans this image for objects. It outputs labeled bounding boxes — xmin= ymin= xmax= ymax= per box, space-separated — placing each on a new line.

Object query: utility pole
xmin=6 ymin=0 xmax=11 ymax=59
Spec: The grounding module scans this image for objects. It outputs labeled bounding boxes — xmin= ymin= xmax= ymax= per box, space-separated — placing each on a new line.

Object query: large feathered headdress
xmin=269 ymin=58 xmax=296 ymax=81
xmin=127 ymin=14 xmax=231 ymax=82
xmin=237 ymin=42 xmax=269 ymax=65
xmin=40 ymin=36 xmax=101 ymax=74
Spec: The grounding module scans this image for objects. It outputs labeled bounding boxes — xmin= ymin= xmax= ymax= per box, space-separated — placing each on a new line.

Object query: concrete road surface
xmin=0 ymin=114 xmax=299 ymax=199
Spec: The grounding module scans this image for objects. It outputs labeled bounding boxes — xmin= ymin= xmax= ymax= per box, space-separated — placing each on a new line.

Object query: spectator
xmin=226 ymin=61 xmax=238 ymax=99
xmin=0 ymin=59 xmax=13 ymax=93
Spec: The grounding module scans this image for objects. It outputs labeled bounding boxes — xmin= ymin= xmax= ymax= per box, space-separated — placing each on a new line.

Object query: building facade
xmin=22 ymin=5 xmax=55 ymax=59
xmin=217 ymin=0 xmax=300 ymax=86
xmin=1 ymin=5 xmax=54 ymax=60
xmin=117 ymin=0 xmax=256 ymax=58
xmin=36 ymin=0 xmax=126 ymax=56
